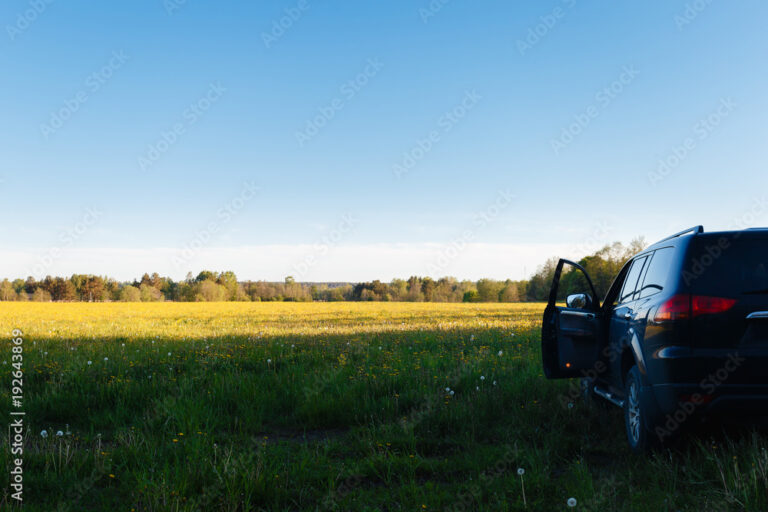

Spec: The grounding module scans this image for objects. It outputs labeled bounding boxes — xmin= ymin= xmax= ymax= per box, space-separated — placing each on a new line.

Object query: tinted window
xmin=619 ymin=256 xmax=647 ymax=304
xmin=638 ymin=248 xmax=675 ymax=299
xmin=686 ymin=234 xmax=768 ymax=295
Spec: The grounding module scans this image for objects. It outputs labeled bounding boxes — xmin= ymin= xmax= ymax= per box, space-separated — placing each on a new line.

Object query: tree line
xmin=1 ymin=239 xmax=644 ymax=303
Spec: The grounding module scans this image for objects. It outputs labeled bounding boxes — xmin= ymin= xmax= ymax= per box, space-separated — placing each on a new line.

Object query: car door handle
xmin=624 ymin=312 xmax=632 ymax=320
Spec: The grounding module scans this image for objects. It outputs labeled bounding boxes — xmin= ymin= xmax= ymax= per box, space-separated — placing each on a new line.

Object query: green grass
xmin=1 ymin=302 xmax=767 ymax=511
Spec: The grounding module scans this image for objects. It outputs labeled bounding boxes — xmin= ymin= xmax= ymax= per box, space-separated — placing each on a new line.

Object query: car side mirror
xmin=566 ymin=293 xmax=593 ymax=310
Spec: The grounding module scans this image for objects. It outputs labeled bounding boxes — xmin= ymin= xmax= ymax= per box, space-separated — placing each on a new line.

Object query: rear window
xmin=685 ymin=234 xmax=768 ymax=295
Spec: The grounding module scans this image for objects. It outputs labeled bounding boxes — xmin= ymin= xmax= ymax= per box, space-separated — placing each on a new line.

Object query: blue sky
xmin=2 ymin=1 xmax=767 ymax=281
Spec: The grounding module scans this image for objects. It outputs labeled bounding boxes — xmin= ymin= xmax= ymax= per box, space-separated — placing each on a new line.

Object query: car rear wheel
xmin=624 ymin=365 xmax=654 ymax=452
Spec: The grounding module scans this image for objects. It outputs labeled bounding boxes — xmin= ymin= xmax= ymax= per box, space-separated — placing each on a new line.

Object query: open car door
xmin=542 ymin=259 xmax=602 ymax=379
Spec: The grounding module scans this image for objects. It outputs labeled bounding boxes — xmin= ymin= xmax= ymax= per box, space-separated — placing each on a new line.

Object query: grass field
xmin=1 ymin=302 xmax=767 ymax=511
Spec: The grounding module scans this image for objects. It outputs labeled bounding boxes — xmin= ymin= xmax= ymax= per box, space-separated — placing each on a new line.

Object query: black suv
xmin=541 ymin=226 xmax=768 ymax=451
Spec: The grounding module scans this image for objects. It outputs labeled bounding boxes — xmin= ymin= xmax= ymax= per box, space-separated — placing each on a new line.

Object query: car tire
xmin=624 ymin=365 xmax=656 ymax=453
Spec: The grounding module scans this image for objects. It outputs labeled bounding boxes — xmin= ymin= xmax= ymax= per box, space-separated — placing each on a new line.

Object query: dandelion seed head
xmin=567 ymin=498 xmax=577 ymax=507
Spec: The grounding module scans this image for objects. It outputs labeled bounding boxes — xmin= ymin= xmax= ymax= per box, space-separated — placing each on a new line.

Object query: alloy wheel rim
xmin=628 ymin=381 xmax=640 ymax=443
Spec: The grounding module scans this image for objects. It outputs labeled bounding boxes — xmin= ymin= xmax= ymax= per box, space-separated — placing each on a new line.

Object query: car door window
xmin=638 ymin=247 xmax=674 ymax=299
xmin=618 ymin=256 xmax=648 ymax=304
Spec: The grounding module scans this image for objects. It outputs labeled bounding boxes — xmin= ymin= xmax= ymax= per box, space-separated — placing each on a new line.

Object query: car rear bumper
xmin=651 ymin=383 xmax=768 ymax=419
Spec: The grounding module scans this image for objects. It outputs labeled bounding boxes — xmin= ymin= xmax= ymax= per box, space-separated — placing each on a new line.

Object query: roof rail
xmin=654 ymin=225 xmax=704 ymax=245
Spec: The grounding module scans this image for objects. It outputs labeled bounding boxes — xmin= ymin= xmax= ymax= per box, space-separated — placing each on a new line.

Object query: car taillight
xmin=654 ymin=294 xmax=736 ymax=323
xmin=692 ymin=295 xmax=736 ymax=316
xmin=654 ymin=294 xmax=690 ymax=322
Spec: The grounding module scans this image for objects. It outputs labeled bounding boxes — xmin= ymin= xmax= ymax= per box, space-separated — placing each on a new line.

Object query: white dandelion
xmin=87 ymin=360 xmax=92 ymax=365
xmin=518 ymin=467 xmax=527 ymax=506
xmin=498 ymin=350 xmax=503 ymax=356
xmin=56 ymin=430 xmax=64 ymax=437
xmin=567 ymin=497 xmax=577 ymax=507
xmin=40 ymin=430 xmax=48 ymax=438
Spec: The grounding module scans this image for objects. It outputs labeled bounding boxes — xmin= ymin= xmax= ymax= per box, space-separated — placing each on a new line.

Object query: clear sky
xmin=2 ymin=1 xmax=767 ymax=282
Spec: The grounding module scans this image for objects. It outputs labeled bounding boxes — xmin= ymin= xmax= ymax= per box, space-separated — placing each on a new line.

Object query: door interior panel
xmin=557 ymin=310 xmax=600 ymax=372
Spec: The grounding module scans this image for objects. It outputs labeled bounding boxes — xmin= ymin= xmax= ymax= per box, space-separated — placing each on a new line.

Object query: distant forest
xmin=2 ymin=240 xmax=645 ymax=303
